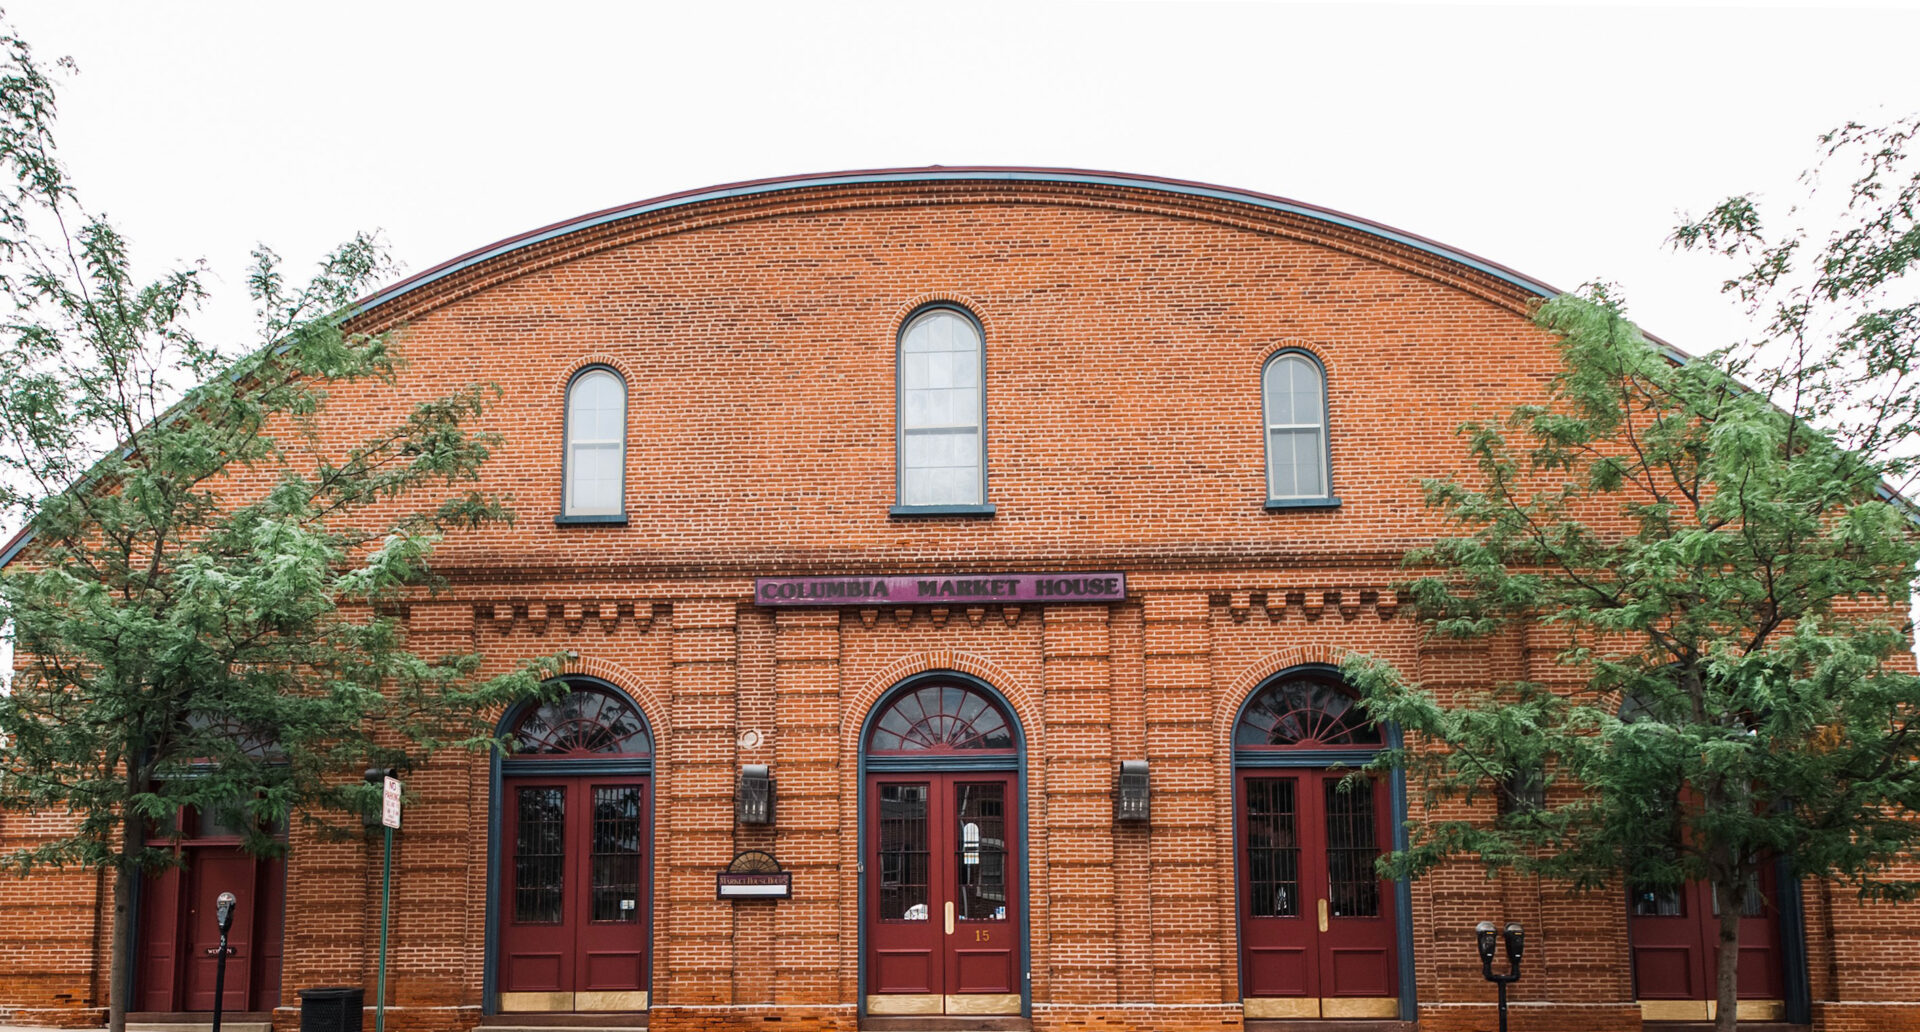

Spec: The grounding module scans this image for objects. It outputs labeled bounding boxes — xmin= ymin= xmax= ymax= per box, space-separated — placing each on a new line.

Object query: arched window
xmin=562 ymin=367 xmax=626 ymax=520
xmin=1235 ymin=670 xmax=1379 ymax=748
xmin=1263 ymin=350 xmax=1331 ymax=502
xmin=896 ymin=306 xmax=989 ymax=512
xmin=509 ymin=684 xmax=652 ymax=757
xmin=867 ymin=680 xmax=1015 ymax=754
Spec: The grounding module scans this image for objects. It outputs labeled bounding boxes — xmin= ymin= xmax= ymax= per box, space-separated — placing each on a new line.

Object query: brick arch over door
xmin=843 ymin=651 xmax=1044 ymax=761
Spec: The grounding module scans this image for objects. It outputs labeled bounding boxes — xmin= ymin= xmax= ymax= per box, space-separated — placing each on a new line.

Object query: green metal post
xmin=378 ymin=824 xmax=392 ymax=1032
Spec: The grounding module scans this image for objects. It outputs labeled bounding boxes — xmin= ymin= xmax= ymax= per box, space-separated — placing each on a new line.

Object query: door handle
xmin=945 ymin=901 xmax=955 ymax=935
xmin=1318 ymin=898 xmax=1329 ymax=933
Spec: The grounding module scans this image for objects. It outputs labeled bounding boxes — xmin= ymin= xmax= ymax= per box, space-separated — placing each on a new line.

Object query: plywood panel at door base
xmin=1242 ymin=997 xmax=1399 ymax=1019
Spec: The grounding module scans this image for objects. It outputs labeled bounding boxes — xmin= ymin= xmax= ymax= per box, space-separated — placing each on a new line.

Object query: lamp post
xmin=1474 ymin=920 xmax=1524 ymax=1032
xmin=210 ymin=891 xmax=237 ymax=1032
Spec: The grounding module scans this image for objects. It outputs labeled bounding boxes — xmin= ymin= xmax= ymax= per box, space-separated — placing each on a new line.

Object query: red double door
xmin=1629 ymin=873 xmax=1785 ymax=1007
xmin=499 ymin=777 xmax=650 ymax=1011
xmin=867 ymin=772 xmax=1021 ymax=1015
xmin=136 ymin=846 xmax=285 ymax=1013
xmin=1237 ymin=769 xmax=1399 ymax=1018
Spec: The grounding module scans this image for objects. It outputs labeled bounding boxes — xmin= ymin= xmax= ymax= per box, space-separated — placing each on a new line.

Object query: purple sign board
xmin=755 ymin=572 xmax=1125 ymax=607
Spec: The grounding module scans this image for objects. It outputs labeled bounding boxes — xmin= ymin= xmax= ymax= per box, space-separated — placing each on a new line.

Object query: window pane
xmin=1292 ymin=428 xmax=1325 ymax=496
xmin=927 ymin=351 xmax=954 ymax=389
xmin=1324 ymin=779 xmax=1380 ymax=918
xmin=569 ymin=371 xmax=624 ymax=440
xmin=953 ymin=347 xmax=980 ymax=388
xmin=1264 ymin=358 xmax=1296 ymax=425
xmin=1245 ymin=779 xmax=1300 ymax=918
xmin=1269 ymin=429 xmax=1296 ymax=497
xmin=1633 ymin=885 xmax=1684 ymax=917
xmin=955 ymin=783 xmax=1008 ymax=921
xmin=903 ymin=429 xmax=979 ymax=505
xmin=1269 ymin=428 xmax=1323 ymax=498
xmin=571 ymin=443 xmax=621 ymax=513
xmin=1291 ymin=364 xmax=1323 ymax=425
xmin=904 ymin=352 xmax=931 ymax=390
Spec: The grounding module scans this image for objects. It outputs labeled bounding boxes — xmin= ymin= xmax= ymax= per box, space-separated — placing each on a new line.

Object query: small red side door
xmin=137 ymin=843 xmax=284 ymax=1012
xmin=1630 ymin=872 xmax=1784 ymax=1003
xmin=868 ymin=773 xmax=1021 ymax=1006
xmin=1239 ymin=770 xmax=1397 ymax=1005
xmin=182 ymin=850 xmax=257 ymax=1012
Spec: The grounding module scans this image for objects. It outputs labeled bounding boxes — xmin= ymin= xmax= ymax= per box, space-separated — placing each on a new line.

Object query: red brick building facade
xmin=2 ymin=169 xmax=1916 ymax=1031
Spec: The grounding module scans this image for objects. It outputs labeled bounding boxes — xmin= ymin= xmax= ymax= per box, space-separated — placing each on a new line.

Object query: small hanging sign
xmin=716 ymin=849 xmax=791 ymax=900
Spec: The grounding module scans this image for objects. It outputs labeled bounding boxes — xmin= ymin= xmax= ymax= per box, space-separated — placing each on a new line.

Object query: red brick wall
xmin=3 ymin=175 xmax=1918 ymax=1031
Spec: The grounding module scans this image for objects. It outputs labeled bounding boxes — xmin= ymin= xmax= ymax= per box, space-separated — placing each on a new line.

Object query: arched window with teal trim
xmin=1262 ymin=350 xmax=1332 ymax=502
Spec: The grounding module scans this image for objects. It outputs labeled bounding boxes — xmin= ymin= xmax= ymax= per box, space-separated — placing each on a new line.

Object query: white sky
xmin=9 ymin=0 xmax=1920 ymax=364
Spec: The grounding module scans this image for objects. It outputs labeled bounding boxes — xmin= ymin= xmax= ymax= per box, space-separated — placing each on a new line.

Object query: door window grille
xmin=1244 ymin=778 xmax=1301 ymax=918
xmin=514 ymin=787 xmax=566 ymax=923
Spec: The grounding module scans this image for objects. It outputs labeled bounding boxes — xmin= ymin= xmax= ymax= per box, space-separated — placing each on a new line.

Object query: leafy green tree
xmin=0 ymin=29 xmax=552 ymax=1032
xmin=1346 ymin=116 xmax=1920 ymax=1032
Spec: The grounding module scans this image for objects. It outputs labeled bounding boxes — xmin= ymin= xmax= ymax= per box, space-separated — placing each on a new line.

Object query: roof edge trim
xmin=348 ymin=167 xmax=1561 ymax=318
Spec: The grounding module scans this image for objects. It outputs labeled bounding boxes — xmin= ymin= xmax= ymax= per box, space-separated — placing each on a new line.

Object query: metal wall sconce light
xmin=1115 ymin=760 xmax=1150 ymax=823
xmin=736 ymin=764 xmax=775 ymax=825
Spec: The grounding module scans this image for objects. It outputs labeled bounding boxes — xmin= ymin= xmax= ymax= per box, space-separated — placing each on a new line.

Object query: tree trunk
xmin=109 ymin=777 xmax=141 ymax=1032
xmin=1714 ymin=878 xmax=1743 ymax=1032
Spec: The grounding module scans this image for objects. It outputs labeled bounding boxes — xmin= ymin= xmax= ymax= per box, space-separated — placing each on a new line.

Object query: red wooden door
xmin=500 ymin=777 xmax=649 ymax=1007
xmin=137 ymin=866 xmax=187 ymax=1012
xmin=183 ymin=851 xmax=256 ymax=1012
xmin=1238 ymin=770 xmax=1397 ymax=1006
xmin=868 ymin=772 xmax=1020 ymax=1009
xmin=137 ymin=843 xmax=285 ymax=1013
xmin=1629 ymin=873 xmax=1784 ymax=1003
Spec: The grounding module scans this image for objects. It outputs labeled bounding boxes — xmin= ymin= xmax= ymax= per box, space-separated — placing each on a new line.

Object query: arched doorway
xmin=860 ymin=674 xmax=1026 ymax=1018
xmin=490 ymin=678 xmax=653 ymax=1013
xmin=1233 ymin=667 xmax=1404 ymax=1020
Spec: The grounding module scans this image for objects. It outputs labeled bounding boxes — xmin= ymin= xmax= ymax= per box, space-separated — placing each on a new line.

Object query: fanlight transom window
xmin=564 ymin=367 xmax=626 ymax=517
xmin=1236 ymin=673 xmax=1379 ymax=748
xmin=1263 ymin=351 xmax=1329 ymax=500
xmin=898 ymin=307 xmax=986 ymax=507
xmin=868 ymin=682 xmax=1015 ymax=753
xmin=511 ymin=685 xmax=652 ymax=757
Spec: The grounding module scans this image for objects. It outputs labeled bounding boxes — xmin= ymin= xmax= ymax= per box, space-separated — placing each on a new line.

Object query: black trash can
xmin=298 ymin=986 xmax=365 ymax=1032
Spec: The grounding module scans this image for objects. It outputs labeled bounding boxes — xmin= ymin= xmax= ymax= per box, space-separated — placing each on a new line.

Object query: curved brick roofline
xmin=350 ymin=166 xmax=1565 ymax=317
